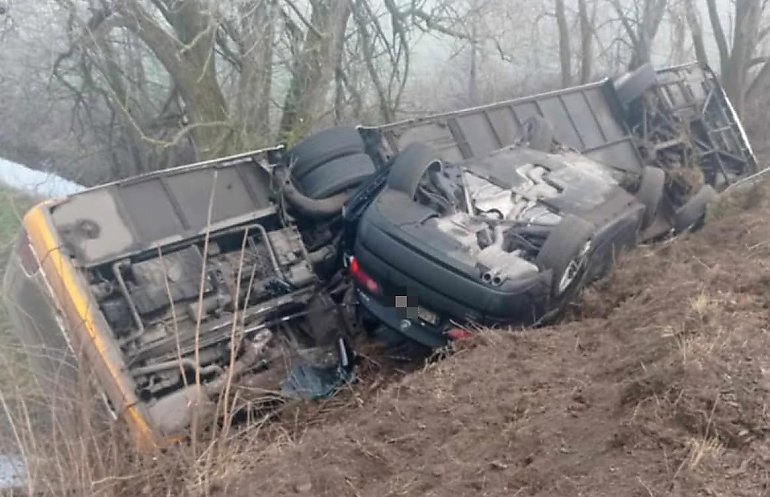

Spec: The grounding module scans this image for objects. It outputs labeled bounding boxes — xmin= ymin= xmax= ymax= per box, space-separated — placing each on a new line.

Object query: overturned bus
xmin=2 ymin=149 xmax=355 ymax=450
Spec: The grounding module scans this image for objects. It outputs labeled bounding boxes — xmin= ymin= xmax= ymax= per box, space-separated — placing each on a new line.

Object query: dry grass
xmin=684 ymin=436 xmax=723 ymax=470
xmin=706 ymin=180 xmax=766 ymax=222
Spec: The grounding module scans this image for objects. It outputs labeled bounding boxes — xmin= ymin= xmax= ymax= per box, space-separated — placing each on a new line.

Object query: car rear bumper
xmin=353 ymin=222 xmax=554 ymax=348
xmin=357 ymin=289 xmax=451 ymax=349
xmin=355 ymin=225 xmax=553 ymax=318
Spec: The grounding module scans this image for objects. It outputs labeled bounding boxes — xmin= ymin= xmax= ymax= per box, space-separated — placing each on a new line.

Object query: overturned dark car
xmin=351 ymin=145 xmax=644 ymax=348
xmin=281 ymin=62 xmax=757 ymax=350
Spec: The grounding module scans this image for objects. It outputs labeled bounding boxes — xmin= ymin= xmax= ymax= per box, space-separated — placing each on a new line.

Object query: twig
xmin=637 ymin=476 xmax=655 ymax=497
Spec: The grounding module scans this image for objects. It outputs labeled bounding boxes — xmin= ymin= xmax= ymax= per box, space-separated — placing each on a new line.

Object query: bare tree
xmin=224 ymin=0 xmax=277 ymax=143
xmin=347 ymin=0 xmax=412 ymax=122
xmin=16 ymin=0 xmax=762 ymax=186
xmin=682 ymin=0 xmax=708 ymax=67
xmin=577 ymin=0 xmax=597 ymax=83
xmin=279 ymin=0 xmax=351 ymax=137
xmin=115 ymin=1 xmax=232 ymax=157
xmin=552 ymin=0 xmax=598 ymax=86
xmin=609 ymin=0 xmax=667 ymax=69
xmin=685 ymin=0 xmax=769 ymax=115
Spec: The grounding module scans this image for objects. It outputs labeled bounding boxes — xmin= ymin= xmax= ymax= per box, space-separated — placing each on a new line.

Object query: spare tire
xmin=536 ymin=215 xmax=594 ymax=297
xmin=636 ymin=166 xmax=666 ymax=228
xmin=387 ymin=142 xmax=443 ymax=198
xmin=286 ymin=127 xmax=365 ymax=180
xmin=519 ymin=115 xmax=555 ymax=152
xmin=674 ymin=184 xmax=717 ymax=233
xmin=614 ymin=63 xmax=657 ymax=107
xmin=296 ymin=153 xmax=376 ymax=199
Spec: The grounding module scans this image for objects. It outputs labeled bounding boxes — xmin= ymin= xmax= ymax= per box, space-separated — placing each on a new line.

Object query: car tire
xmin=286 ymin=127 xmax=365 ymax=180
xmin=636 ymin=166 xmax=666 ymax=228
xmin=614 ymin=63 xmax=657 ymax=107
xmin=674 ymin=184 xmax=717 ymax=233
xmin=519 ymin=115 xmax=554 ymax=152
xmin=536 ymin=215 xmax=594 ymax=298
xmin=387 ymin=142 xmax=442 ymax=198
xmin=296 ymin=153 xmax=376 ymax=199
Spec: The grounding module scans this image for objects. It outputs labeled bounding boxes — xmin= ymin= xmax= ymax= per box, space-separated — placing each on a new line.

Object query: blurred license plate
xmin=417 ymin=306 xmax=438 ymax=325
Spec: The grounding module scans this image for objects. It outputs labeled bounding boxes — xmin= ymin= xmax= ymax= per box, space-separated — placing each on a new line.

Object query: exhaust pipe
xmin=276 ymin=167 xmax=349 ymax=219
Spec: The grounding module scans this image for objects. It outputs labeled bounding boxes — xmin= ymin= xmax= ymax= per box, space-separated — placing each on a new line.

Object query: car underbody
xmin=425 ymin=149 xmax=624 ymax=282
xmin=352 ymin=145 xmax=644 ymax=347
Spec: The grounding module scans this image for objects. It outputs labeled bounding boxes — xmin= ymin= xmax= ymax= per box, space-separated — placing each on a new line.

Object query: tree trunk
xmin=705 ymin=0 xmax=729 ymax=72
xmin=722 ymin=0 xmax=762 ymax=114
xmin=700 ymin=0 xmax=762 ymax=115
xmin=555 ymin=0 xmax=572 ymax=87
xmin=468 ymin=0 xmax=480 ymax=104
xmin=88 ymin=18 xmax=150 ymax=175
xmin=578 ymin=0 xmax=595 ymax=83
xmin=280 ymin=0 xmax=351 ymax=138
xmin=236 ymin=0 xmax=276 ymax=145
xmin=613 ymin=0 xmax=667 ymax=70
xmin=469 ymin=37 xmax=479 ymax=103
xmin=350 ymin=0 xmax=395 ymax=123
xmin=115 ymin=0 xmax=232 ymax=159
xmin=629 ymin=0 xmax=667 ymax=69
xmin=683 ymin=0 xmax=709 ymax=67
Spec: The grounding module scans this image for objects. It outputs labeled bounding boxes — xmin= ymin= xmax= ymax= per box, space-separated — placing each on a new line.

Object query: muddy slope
xmin=224 ymin=186 xmax=770 ymax=497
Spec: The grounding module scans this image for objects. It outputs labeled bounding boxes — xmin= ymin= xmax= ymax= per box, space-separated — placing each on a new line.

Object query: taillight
xmin=349 ymin=257 xmax=380 ymax=295
xmin=447 ymin=327 xmax=472 ymax=341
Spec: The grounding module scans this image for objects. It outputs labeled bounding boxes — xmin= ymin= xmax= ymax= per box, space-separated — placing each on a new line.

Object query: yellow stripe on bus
xmin=23 ymin=204 xmax=159 ymax=451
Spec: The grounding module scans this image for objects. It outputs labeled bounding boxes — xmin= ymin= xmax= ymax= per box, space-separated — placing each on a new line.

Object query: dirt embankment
xmin=206 ymin=184 xmax=770 ymax=497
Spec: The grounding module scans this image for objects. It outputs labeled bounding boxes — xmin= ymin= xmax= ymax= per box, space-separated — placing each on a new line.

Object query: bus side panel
xmin=2 ymin=247 xmax=78 ymax=399
xmin=366 ymin=80 xmax=645 ymax=174
xmin=21 ymin=205 xmax=159 ymax=450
